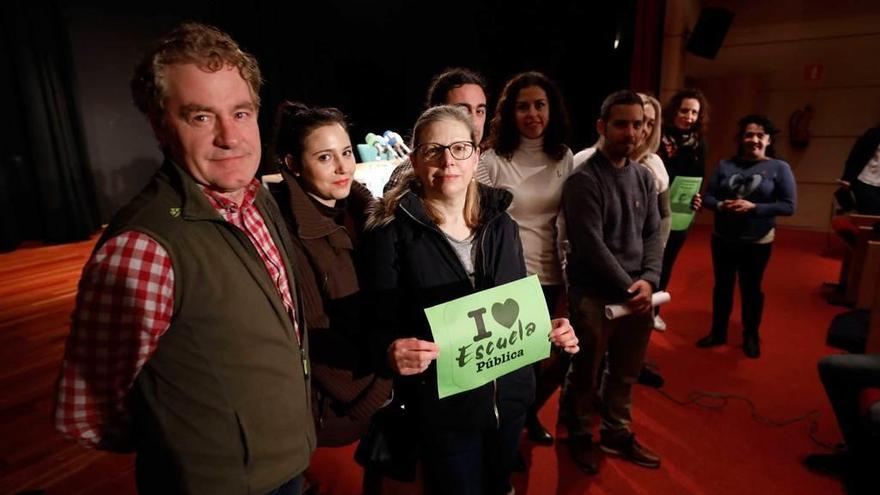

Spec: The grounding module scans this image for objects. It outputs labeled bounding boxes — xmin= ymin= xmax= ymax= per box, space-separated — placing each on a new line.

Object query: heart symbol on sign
xmin=491 ymin=299 xmax=520 ymax=329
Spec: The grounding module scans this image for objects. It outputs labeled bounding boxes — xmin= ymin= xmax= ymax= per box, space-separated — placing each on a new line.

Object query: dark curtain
xmin=238 ymin=0 xmax=637 ymax=159
xmin=629 ymin=0 xmax=666 ymax=96
xmin=0 ymin=1 xmax=100 ymax=251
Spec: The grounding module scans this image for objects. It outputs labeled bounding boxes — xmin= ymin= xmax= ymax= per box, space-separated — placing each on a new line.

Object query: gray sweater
xmin=562 ymin=151 xmax=662 ymax=302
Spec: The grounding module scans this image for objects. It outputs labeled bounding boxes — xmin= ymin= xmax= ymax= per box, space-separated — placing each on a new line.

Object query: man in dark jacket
xmin=561 ymin=90 xmax=663 ymax=474
xmin=839 ymin=125 xmax=880 ymax=215
xmin=54 ymin=23 xmax=315 ymax=494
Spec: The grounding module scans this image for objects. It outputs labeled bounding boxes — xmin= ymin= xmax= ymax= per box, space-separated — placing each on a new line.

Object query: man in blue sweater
xmin=561 ymin=90 xmax=662 ymax=473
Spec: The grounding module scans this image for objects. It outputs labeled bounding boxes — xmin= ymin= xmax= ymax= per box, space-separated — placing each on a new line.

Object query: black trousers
xmin=853 ymin=179 xmax=880 ymax=215
xmin=818 ymin=354 xmax=880 ymax=455
xmin=529 ymin=285 xmax=569 ymax=420
xmin=421 ymin=411 xmax=526 ymax=495
xmin=709 ymin=235 xmax=772 ymax=338
xmin=656 ymin=228 xmax=690 ymax=316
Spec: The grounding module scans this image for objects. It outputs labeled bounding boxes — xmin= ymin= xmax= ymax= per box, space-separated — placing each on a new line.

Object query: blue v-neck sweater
xmin=703 ymin=157 xmax=797 ymax=242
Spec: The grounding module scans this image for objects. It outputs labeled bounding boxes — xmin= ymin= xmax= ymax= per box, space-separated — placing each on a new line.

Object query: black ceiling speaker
xmin=685 ymin=7 xmax=735 ymax=59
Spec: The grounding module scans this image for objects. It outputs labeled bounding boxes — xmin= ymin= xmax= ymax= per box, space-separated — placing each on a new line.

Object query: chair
xmin=859 ymin=268 xmax=880 ymax=434
xmin=840 ymin=215 xmax=880 ymax=307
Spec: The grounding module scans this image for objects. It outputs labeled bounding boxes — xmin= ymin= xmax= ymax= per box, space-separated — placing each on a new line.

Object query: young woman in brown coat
xmin=269 ymin=101 xmax=391 ymax=492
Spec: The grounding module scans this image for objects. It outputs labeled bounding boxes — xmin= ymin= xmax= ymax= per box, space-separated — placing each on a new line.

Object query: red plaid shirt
xmin=55 ymin=180 xmax=298 ymax=449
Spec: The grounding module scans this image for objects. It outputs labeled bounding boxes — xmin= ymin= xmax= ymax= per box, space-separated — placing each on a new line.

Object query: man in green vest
xmin=54 ymin=23 xmax=315 ymax=494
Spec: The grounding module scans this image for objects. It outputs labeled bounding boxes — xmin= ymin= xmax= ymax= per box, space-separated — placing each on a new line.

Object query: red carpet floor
xmin=308 ymin=225 xmax=849 ymax=495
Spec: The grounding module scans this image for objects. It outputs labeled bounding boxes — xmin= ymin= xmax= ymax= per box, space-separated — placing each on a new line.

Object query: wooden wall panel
xmin=672 ymin=3 xmax=880 ymax=231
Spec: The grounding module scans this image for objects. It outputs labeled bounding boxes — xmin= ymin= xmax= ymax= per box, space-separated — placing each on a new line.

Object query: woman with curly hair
xmin=654 ymin=88 xmax=710 ymax=331
xmin=477 ymin=71 xmax=573 ymax=445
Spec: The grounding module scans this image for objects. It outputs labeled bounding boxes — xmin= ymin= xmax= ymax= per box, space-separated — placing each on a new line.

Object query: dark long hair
xmin=270 ymin=101 xmax=348 ymax=172
xmin=425 ymin=67 xmax=488 ymax=109
xmin=485 ymin=71 xmax=570 ymax=161
xmin=735 ymin=114 xmax=780 ymax=159
xmin=663 ymin=88 xmax=710 ymax=135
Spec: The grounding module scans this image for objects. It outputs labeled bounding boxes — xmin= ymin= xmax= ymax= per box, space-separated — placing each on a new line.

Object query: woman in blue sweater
xmin=695 ymin=115 xmax=796 ymax=358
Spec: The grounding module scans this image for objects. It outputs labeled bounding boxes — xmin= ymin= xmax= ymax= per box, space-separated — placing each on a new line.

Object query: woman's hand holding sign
xmin=421 ymin=275 xmax=571 ymax=398
xmin=388 ymin=337 xmax=440 ymax=375
xmin=691 ymin=192 xmax=703 ymax=211
xmin=549 ymin=318 xmax=579 ymax=354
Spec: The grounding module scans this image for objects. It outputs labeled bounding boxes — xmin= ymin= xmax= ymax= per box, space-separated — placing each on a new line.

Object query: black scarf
xmin=661 ymin=126 xmax=699 ymax=159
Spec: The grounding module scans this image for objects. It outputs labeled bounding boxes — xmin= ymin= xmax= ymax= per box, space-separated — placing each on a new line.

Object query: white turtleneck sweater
xmin=478 ymin=136 xmax=573 ymax=285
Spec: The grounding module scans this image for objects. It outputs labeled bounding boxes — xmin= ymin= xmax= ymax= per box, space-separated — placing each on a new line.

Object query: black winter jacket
xmin=358 ymin=182 xmax=535 ymax=433
xmin=841 ymin=126 xmax=880 ymax=184
xmin=269 ymin=169 xmax=391 ymax=447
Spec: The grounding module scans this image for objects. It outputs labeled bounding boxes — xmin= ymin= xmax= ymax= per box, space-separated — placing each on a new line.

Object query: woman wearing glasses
xmin=360 ymin=105 xmax=579 ymax=494
xmin=476 ymin=71 xmax=573 ymax=446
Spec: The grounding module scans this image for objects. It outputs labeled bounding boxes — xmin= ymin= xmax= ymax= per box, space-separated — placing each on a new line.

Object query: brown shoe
xmin=599 ymin=432 xmax=660 ymax=469
xmin=568 ymin=434 xmax=599 ymax=474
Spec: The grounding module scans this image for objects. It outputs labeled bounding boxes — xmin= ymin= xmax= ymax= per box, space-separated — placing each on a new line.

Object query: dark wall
xmin=62 ymin=3 xmax=213 ymax=221
xmin=61 ymin=0 xmax=637 ymax=220
xmin=242 ymin=0 xmax=637 ymax=161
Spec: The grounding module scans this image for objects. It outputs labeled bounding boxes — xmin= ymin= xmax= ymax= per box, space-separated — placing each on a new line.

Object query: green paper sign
xmin=424 ymin=274 xmax=551 ymax=399
xmin=669 ymin=176 xmax=703 ymax=231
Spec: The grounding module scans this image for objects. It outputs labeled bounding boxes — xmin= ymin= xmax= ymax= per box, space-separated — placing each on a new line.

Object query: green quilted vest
xmin=98 ymin=161 xmax=316 ymax=494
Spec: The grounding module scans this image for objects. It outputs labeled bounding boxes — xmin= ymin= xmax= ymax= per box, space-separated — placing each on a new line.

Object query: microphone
xmin=376 ymin=133 xmax=401 ymax=159
xmin=365 ymin=133 xmax=391 ymax=158
xmin=384 ymin=130 xmax=411 ymax=155
xmin=380 ymin=135 xmax=401 ymax=159
xmin=382 ymin=131 xmax=403 ymax=156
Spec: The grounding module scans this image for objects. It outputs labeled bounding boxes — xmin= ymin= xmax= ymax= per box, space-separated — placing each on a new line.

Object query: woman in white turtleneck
xmin=477 ymin=71 xmax=573 ymax=447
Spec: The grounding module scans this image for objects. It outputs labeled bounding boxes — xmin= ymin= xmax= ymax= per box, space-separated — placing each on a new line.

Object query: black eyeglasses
xmin=415 ymin=141 xmax=476 ymax=161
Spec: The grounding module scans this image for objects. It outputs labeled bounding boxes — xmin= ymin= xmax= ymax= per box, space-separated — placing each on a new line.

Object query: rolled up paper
xmin=605 ymin=291 xmax=671 ymax=320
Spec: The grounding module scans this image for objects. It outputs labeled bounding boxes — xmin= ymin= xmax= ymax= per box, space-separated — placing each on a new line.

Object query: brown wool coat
xmin=270 ymin=168 xmax=391 ymax=446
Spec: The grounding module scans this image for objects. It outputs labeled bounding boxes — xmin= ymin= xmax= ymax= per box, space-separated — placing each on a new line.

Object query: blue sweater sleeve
xmin=702 ymin=162 xmax=724 ymax=211
xmin=753 ymin=161 xmax=796 ymax=217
